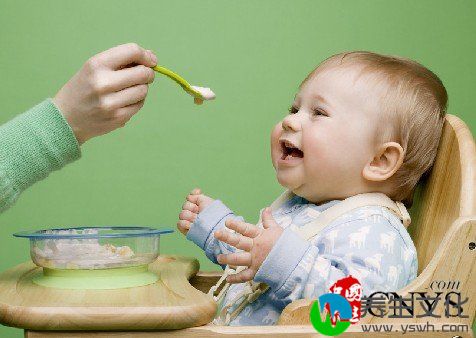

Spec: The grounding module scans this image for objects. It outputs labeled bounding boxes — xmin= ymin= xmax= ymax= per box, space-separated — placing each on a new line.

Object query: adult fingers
xmin=225 ymin=219 xmax=261 ymax=238
xmin=182 ymin=201 xmax=199 ymax=213
xmin=261 ymin=207 xmax=278 ymax=229
xmin=115 ymin=100 xmax=145 ymax=122
xmin=106 ymin=65 xmax=155 ymax=92
xmin=108 ymin=100 xmax=144 ymax=128
xmin=103 ymin=84 xmax=148 ymax=110
xmin=214 ymin=229 xmax=253 ymax=251
xmin=179 ymin=210 xmax=197 ymax=222
xmin=217 ymin=252 xmax=251 ymax=267
xmin=177 ymin=220 xmax=191 ymax=235
xmin=226 ymin=268 xmax=255 ymax=284
xmin=94 ymin=43 xmax=157 ymax=70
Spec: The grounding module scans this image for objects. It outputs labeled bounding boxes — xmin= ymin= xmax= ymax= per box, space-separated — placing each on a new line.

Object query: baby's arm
xmin=178 ymin=189 xmax=246 ymax=266
xmin=253 ymin=214 xmax=418 ymax=307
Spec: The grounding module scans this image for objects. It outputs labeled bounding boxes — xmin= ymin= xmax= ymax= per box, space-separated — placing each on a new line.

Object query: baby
xmin=177 ymin=51 xmax=447 ymax=326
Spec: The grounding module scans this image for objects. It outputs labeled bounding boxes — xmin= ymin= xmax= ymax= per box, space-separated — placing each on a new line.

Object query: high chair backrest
xmin=408 ymin=114 xmax=475 ymax=273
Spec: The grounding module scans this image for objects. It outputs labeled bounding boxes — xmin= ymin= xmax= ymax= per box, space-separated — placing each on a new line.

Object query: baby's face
xmin=271 ymin=66 xmax=383 ymax=203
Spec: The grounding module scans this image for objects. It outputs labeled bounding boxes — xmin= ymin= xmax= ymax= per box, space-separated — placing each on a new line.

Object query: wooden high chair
xmin=20 ymin=114 xmax=476 ymax=337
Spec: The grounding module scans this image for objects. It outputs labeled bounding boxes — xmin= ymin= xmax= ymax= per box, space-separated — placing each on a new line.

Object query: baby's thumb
xmin=191 ymin=188 xmax=202 ymax=195
xmin=261 ymin=207 xmax=277 ymax=229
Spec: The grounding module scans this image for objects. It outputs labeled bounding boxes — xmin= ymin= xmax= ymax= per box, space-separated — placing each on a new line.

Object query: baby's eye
xmin=288 ymin=106 xmax=298 ymax=114
xmin=312 ymin=108 xmax=327 ymax=117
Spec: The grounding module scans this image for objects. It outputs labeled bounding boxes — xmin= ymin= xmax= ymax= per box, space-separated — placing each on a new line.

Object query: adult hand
xmin=53 ymin=43 xmax=158 ymax=144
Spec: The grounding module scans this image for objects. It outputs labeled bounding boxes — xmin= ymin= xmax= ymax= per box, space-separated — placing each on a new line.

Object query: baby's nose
xmin=282 ymin=114 xmax=301 ymax=132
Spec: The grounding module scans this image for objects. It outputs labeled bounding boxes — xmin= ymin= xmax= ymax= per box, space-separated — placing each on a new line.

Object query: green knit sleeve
xmin=0 ymin=98 xmax=81 ymax=212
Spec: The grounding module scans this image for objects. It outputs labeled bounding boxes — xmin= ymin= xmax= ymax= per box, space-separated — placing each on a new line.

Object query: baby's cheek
xmin=305 ymin=133 xmax=331 ymax=159
xmin=305 ymin=138 xmax=342 ymax=175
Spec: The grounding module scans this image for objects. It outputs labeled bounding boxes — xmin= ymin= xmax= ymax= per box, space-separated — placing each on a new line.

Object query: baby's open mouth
xmin=280 ymin=140 xmax=304 ymax=160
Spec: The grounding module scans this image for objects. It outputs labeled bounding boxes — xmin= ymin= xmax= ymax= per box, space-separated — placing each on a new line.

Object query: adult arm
xmin=0 ymin=43 xmax=158 ymax=212
xmin=0 ymin=99 xmax=80 ymax=212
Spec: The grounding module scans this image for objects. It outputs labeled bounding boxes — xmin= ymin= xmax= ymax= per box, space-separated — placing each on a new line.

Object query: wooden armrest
xmin=277 ymin=299 xmax=314 ymax=325
xmin=189 ymin=271 xmax=222 ymax=294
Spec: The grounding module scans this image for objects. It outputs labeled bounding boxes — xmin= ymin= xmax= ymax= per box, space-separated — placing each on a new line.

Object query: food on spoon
xmin=191 ymin=85 xmax=216 ymax=105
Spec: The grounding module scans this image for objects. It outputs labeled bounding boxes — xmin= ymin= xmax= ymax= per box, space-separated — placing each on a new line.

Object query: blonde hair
xmin=305 ymin=51 xmax=447 ymax=206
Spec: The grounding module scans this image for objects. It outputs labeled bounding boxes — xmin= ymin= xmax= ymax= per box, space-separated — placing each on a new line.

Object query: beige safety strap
xmin=208 ymin=265 xmax=242 ymax=302
xmin=213 ymin=281 xmax=269 ymax=325
xmin=296 ymin=192 xmax=411 ymax=241
xmin=210 ymin=191 xmax=411 ymax=325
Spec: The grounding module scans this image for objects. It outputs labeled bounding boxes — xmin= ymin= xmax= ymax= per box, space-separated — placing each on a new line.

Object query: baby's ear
xmin=362 ymin=142 xmax=404 ymax=182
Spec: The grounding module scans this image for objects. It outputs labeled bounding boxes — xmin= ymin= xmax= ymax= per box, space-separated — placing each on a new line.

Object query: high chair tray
xmin=0 ymin=256 xmax=216 ymax=330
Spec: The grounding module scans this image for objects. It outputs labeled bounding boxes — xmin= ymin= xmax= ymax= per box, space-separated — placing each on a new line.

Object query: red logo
xmin=326 ymin=275 xmax=362 ymax=325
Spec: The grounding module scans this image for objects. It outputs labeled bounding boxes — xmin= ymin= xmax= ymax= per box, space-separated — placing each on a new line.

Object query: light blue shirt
xmin=187 ymin=195 xmax=418 ymax=326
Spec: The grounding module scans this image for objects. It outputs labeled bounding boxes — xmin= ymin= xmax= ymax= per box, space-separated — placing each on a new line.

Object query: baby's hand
xmin=53 ymin=43 xmax=157 ymax=144
xmin=214 ymin=208 xmax=283 ymax=283
xmin=177 ymin=188 xmax=215 ymax=235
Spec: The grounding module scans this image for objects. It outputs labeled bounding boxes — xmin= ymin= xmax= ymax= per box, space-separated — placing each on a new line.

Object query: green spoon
xmin=152 ymin=65 xmax=215 ymax=104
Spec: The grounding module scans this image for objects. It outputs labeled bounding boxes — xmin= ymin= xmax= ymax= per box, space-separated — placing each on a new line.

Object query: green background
xmin=1 ymin=0 xmax=475 ymax=336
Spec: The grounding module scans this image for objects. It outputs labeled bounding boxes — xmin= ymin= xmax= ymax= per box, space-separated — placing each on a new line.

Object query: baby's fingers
xmin=179 ymin=210 xmax=197 ymax=222
xmin=185 ymin=188 xmax=201 ymax=203
xmin=177 ymin=220 xmax=191 ymax=235
xmin=217 ymin=252 xmax=251 ymax=267
xmin=214 ymin=229 xmax=253 ymax=251
xmin=226 ymin=268 xmax=255 ymax=284
xmin=190 ymin=188 xmax=201 ymax=195
xmin=225 ymin=219 xmax=261 ymax=238
xmin=187 ymin=193 xmax=200 ymax=204
xmin=182 ymin=201 xmax=199 ymax=213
